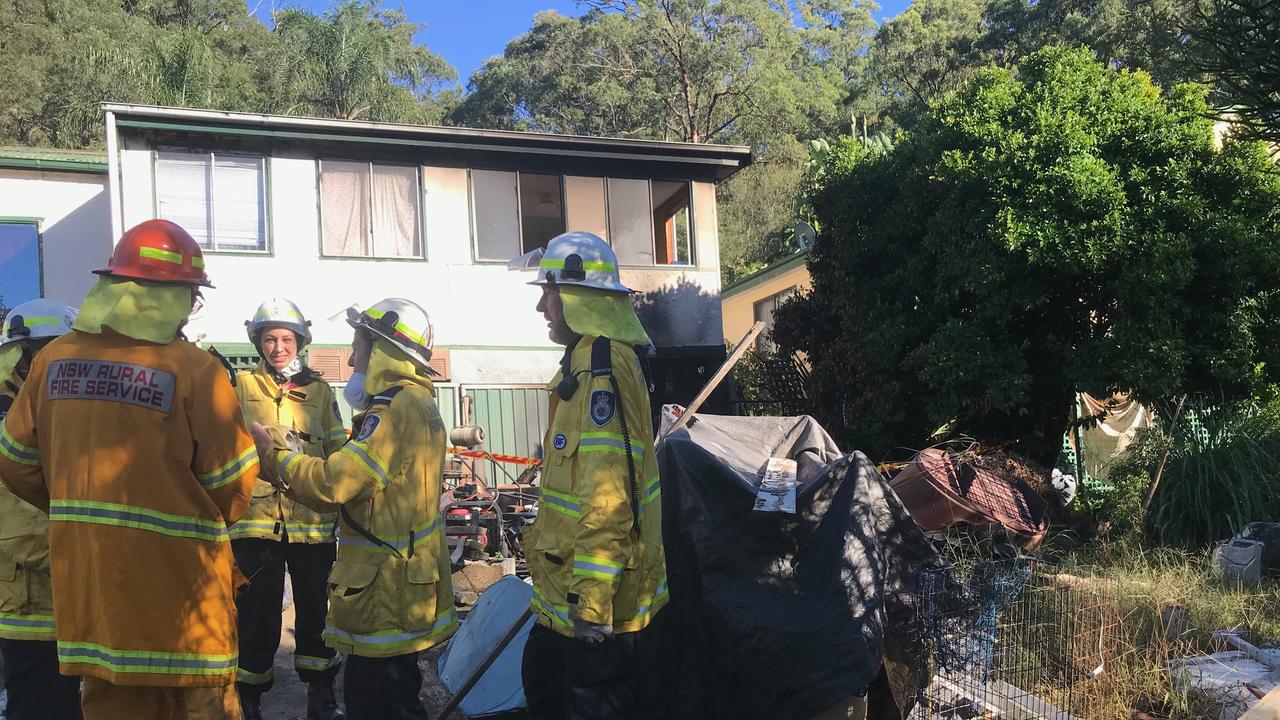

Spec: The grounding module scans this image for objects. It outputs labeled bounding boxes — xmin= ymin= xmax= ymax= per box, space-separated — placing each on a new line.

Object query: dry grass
xmin=1052 ymin=541 xmax=1280 ymax=719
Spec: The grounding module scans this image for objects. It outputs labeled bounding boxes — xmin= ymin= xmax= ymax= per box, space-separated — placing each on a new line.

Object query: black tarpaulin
xmin=655 ymin=414 xmax=941 ymax=720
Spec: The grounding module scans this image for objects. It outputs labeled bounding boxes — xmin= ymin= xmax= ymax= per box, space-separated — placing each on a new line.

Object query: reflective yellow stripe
xmin=59 ymin=641 xmax=236 ymax=677
xmin=540 ymin=258 xmax=616 ymax=272
xmin=236 ymin=665 xmax=273 ymax=685
xmin=530 ymin=588 xmax=572 ymax=627
xmin=572 ymin=554 xmax=624 ymax=581
xmin=324 ymin=610 xmax=456 ymax=654
xmin=197 ymin=446 xmax=258 ymax=490
xmin=540 ymin=487 xmax=580 ymax=518
xmin=339 ymin=444 xmax=390 ymax=488
xmin=0 ymin=423 xmax=39 ymax=466
xmin=364 ymin=308 xmax=427 ymax=347
xmin=139 ymin=247 xmax=182 ymax=264
xmin=295 ymin=653 xmax=342 ymax=672
xmin=50 ymin=500 xmax=228 ymax=542
xmin=16 ymin=315 xmax=62 ymax=327
xmin=0 ymin=612 xmax=55 ymax=637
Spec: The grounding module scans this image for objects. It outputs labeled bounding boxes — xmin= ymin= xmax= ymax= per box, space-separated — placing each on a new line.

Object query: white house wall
xmin=115 ymin=148 xmax=723 ymax=385
xmin=0 ymin=168 xmax=111 ymax=306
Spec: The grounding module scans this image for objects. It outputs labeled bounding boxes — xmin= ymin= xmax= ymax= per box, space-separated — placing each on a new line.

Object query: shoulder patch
xmin=553 ymin=433 xmax=567 ymax=450
xmin=354 ymin=414 xmax=381 ymax=442
xmin=591 ymin=336 xmax=612 ymax=377
xmin=0 ymin=394 xmax=12 ymax=420
xmin=590 ymin=390 xmax=616 ymax=427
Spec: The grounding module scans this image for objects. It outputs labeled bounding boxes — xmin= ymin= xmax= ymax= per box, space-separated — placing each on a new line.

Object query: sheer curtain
xmin=472 ymin=170 xmax=520 ymax=261
xmin=371 ymin=165 xmax=420 ymax=258
xmin=321 ymin=160 xmax=370 ymax=256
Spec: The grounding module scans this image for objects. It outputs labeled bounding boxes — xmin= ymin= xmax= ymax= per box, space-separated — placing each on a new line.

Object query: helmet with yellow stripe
xmin=246 ymin=297 xmax=312 ymax=346
xmin=1 ymin=298 xmax=76 ymax=349
xmin=346 ymin=298 xmax=434 ymax=371
xmin=94 ymin=219 xmax=213 ymax=288
xmin=510 ymin=231 xmax=632 ymax=295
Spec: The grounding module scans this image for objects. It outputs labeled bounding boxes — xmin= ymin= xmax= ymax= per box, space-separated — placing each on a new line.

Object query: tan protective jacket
xmin=0 ymin=330 xmax=257 ymax=686
xmin=527 ymin=336 xmax=667 ymax=637
xmin=270 ymin=346 xmax=455 ymax=657
xmin=0 ymin=373 xmax=55 ymax=641
xmin=232 ymin=363 xmax=344 ymax=543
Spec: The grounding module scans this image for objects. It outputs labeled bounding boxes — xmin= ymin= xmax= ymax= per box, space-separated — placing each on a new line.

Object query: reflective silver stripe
xmin=236 ymin=665 xmax=273 ymax=685
xmin=294 ymin=654 xmax=341 ymax=672
xmin=339 ymin=516 xmax=441 ymax=552
xmin=340 ymin=444 xmax=390 ymax=488
xmin=59 ymin=642 xmax=237 ymax=676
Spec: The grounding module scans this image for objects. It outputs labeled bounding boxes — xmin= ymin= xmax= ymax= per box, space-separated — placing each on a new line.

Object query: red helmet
xmin=94 ymin=219 xmax=213 ymax=288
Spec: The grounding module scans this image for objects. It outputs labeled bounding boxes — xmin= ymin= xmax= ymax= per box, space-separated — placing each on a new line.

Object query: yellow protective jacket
xmin=232 ymin=363 xmax=345 ymax=543
xmin=269 ymin=344 xmax=455 ymax=658
xmin=0 ymin=330 xmax=257 ymax=687
xmin=528 ymin=335 xmax=667 ymax=637
xmin=0 ymin=373 xmax=55 ymax=642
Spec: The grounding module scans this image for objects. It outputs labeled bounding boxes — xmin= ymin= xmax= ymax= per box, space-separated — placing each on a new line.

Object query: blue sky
xmin=253 ymin=1 xmax=911 ymax=89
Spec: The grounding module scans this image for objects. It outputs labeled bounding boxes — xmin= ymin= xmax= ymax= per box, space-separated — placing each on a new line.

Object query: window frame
xmin=151 ymin=149 xmax=272 ymax=255
xmin=752 ymin=286 xmax=797 ymax=351
xmin=468 ymin=169 xmax=568 ymax=263
xmin=316 ymin=158 xmax=427 ymax=261
xmin=604 ymin=176 xmax=697 ymax=269
xmin=0 ymin=217 xmax=44 ymax=301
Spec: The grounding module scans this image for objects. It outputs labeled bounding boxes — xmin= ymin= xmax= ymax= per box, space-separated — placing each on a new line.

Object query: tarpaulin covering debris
xmin=656 ymin=414 xmax=943 ymax=720
xmin=890 ymin=449 xmax=1051 ymax=546
xmin=437 ymin=576 xmax=532 ymax=717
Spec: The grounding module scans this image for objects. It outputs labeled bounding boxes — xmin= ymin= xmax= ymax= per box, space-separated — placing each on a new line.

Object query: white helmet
xmin=346 ymin=298 xmax=436 ymax=373
xmin=2 ymin=299 xmax=77 ymax=348
xmin=509 ymin=231 xmax=632 ymax=295
xmin=246 ymin=298 xmax=312 ymax=346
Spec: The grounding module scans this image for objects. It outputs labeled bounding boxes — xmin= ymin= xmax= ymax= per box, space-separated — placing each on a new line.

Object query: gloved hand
xmin=573 ymin=620 xmax=615 ymax=646
xmin=250 ymin=422 xmax=299 ymax=492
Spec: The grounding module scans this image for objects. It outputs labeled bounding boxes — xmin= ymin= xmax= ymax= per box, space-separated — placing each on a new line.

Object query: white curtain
xmin=155 ymin=152 xmax=212 ymax=248
xmin=371 ymin=165 xmax=420 ymax=258
xmin=321 ymin=160 xmax=370 ymax=256
xmin=213 ymin=155 xmax=266 ymax=251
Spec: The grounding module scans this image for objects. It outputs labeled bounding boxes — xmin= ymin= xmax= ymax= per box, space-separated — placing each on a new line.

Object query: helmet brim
xmin=93 ymin=268 xmax=215 ymax=289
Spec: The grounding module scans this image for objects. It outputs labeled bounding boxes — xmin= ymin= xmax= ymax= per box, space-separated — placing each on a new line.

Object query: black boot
xmin=307 ymin=679 xmax=345 ymax=720
xmin=240 ymin=691 xmax=264 ymax=720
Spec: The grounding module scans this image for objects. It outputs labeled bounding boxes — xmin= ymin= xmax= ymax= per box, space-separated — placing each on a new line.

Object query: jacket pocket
xmin=402 ymin=552 xmax=441 ymax=632
xmin=0 ymin=563 xmax=28 ymax=614
xmin=531 ymin=534 xmax=573 ymax=613
xmin=326 ymin=561 xmax=382 ymax=634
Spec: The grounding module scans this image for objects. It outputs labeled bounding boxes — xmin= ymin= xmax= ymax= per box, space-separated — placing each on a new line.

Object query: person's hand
xmin=250 ymin=422 xmax=273 ymax=459
xmin=572 ymin=620 xmax=615 ymax=646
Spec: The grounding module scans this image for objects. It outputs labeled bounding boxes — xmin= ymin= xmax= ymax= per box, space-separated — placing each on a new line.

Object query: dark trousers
xmin=0 ymin=637 xmax=82 ymax=720
xmin=344 ymin=652 xmax=427 ymax=720
xmin=233 ymin=538 xmax=339 ymax=698
xmin=522 ymin=612 xmax=667 ymax=720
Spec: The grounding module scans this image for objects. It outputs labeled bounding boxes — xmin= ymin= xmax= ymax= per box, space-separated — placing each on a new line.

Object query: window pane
xmin=0 ymin=223 xmax=40 ymax=306
xmin=472 ymin=170 xmax=519 ymax=261
xmin=155 ymin=151 xmax=211 ymax=248
xmin=320 ymin=160 xmax=371 ymax=256
xmin=652 ymin=181 xmax=692 ymax=265
xmin=518 ymin=173 xmax=565 ymax=253
xmin=371 ymin=164 xmax=420 ymax=258
xmin=607 ymin=178 xmax=653 ymax=265
xmin=213 ymin=154 xmax=266 ymax=251
xmin=564 ymin=176 xmax=608 ymax=238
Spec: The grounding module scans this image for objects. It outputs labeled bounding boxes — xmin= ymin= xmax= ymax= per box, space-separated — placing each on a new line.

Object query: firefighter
xmin=511 ymin=232 xmax=669 ymax=720
xmin=232 ymin=298 xmax=345 ymax=720
xmin=0 ymin=299 xmax=81 ymax=720
xmin=251 ymin=298 xmax=454 ymax=720
xmin=0 ymin=219 xmax=259 ymax=720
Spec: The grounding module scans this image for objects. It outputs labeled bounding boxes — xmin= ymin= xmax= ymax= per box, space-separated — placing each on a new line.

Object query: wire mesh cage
xmin=911 ymin=559 xmax=1120 ymax=720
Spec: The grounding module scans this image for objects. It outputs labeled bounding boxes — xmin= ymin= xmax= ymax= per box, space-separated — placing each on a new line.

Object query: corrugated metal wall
xmin=463 ymin=386 xmax=549 ymax=460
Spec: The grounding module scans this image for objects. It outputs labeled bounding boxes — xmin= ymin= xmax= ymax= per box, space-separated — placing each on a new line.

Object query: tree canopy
xmin=775 ymin=46 xmax=1280 ymax=463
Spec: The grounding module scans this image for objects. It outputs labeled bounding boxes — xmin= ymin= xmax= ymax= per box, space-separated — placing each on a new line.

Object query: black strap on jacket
xmin=337 ymin=384 xmax=409 ymax=558
xmin=591 ymin=337 xmax=642 ymax=536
